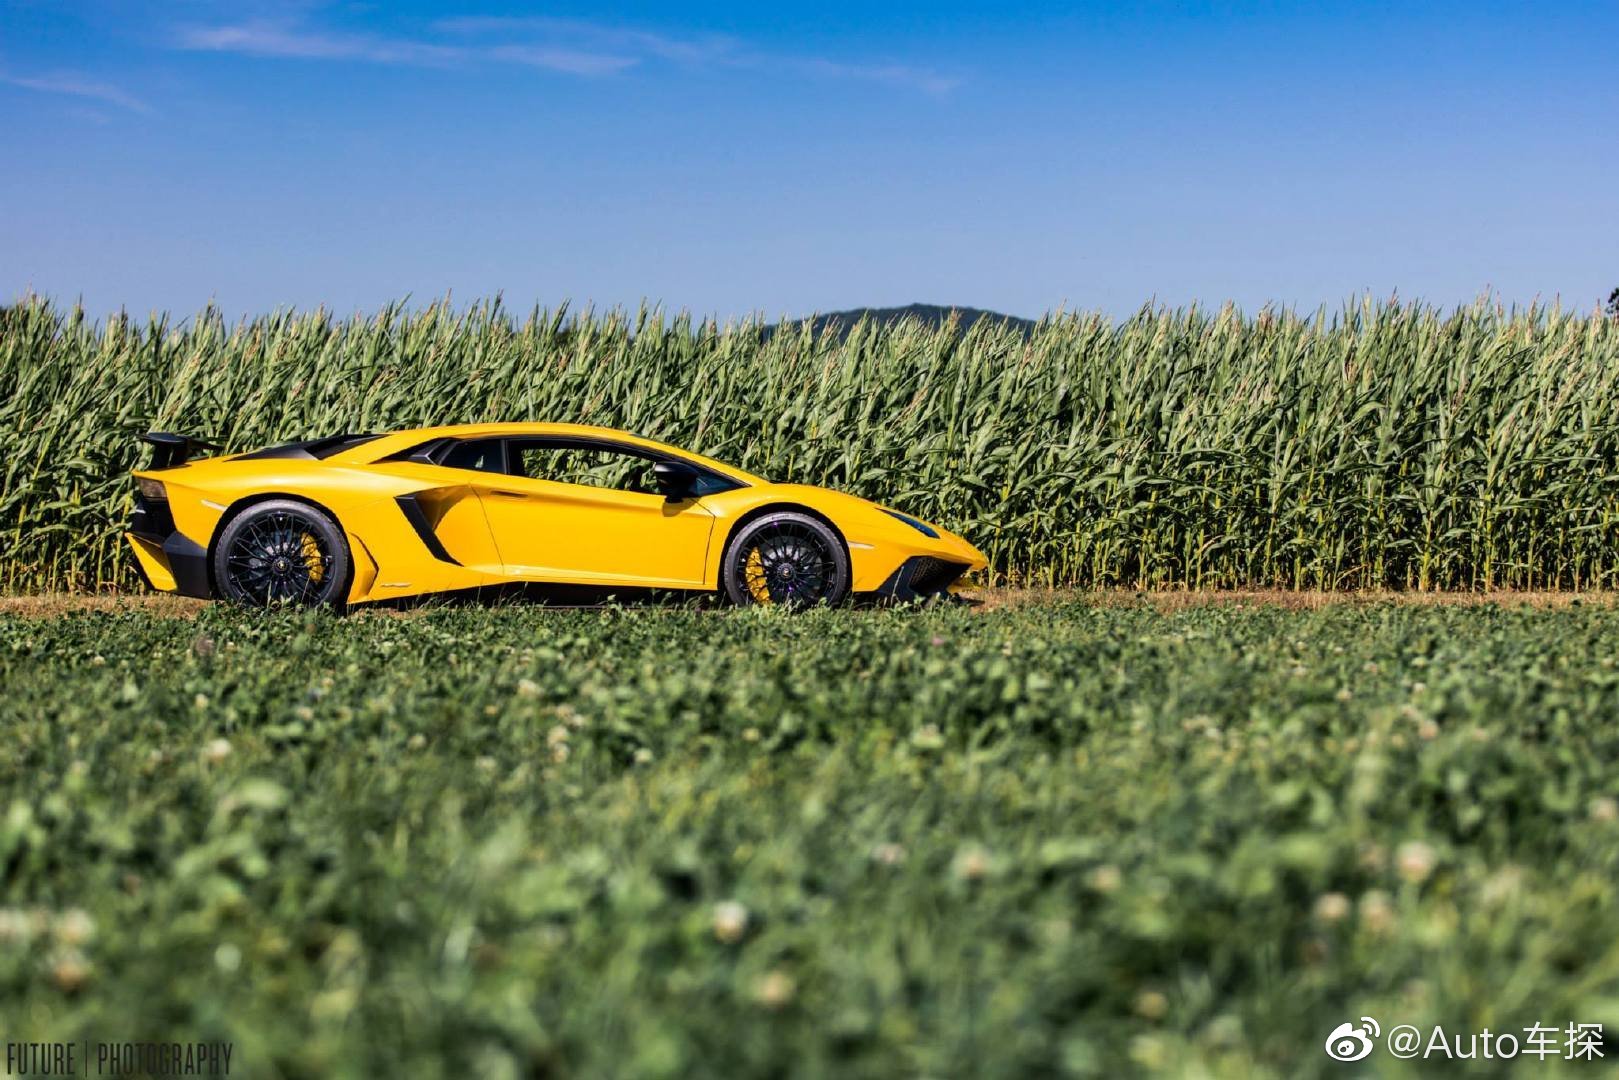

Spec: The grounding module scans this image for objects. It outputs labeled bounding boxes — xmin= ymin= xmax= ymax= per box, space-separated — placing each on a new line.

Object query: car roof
xmin=341 ymin=422 xmax=767 ymax=484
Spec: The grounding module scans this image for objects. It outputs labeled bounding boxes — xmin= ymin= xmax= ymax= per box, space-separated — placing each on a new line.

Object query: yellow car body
xmin=126 ymin=423 xmax=986 ymax=607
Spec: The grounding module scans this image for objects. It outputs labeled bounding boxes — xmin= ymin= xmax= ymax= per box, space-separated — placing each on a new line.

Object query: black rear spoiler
xmin=141 ymin=431 xmax=223 ymax=470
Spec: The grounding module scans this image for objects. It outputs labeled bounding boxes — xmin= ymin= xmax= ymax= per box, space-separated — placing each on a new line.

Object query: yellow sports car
xmin=127 ymin=424 xmax=986 ymax=609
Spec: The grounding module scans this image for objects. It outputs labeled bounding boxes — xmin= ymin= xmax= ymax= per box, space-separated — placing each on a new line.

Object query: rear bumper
xmin=127 ymin=495 xmax=211 ymax=598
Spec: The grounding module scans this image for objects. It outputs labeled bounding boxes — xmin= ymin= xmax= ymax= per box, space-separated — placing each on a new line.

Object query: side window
xmin=510 ymin=441 xmax=659 ymax=495
xmin=439 ymin=439 xmax=505 ymax=473
xmin=690 ymin=471 xmax=739 ymax=497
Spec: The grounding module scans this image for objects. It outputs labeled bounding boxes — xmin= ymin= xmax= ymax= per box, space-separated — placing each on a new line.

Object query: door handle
xmin=488 ymin=489 xmax=526 ymax=499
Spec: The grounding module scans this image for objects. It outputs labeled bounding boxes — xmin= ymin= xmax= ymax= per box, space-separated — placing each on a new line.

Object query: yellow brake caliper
xmin=300 ymin=532 xmax=325 ymax=583
xmin=744 ymin=547 xmax=772 ymax=603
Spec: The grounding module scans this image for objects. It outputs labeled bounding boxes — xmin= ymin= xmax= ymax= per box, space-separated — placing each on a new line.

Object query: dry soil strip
xmin=3 ymin=589 xmax=1617 ymax=619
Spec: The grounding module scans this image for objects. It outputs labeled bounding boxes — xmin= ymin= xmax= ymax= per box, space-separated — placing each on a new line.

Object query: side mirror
xmin=653 ymin=460 xmax=700 ymax=502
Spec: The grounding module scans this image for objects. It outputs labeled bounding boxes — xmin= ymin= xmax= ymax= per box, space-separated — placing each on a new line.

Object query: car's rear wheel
xmin=722 ymin=512 xmax=850 ymax=608
xmin=213 ymin=500 xmax=349 ymax=608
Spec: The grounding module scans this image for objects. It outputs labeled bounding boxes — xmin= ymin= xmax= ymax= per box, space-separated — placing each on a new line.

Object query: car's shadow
xmin=359 ymin=582 xmax=977 ymax=613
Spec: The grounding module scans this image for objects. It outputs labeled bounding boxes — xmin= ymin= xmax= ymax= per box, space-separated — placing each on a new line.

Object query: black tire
xmin=212 ymin=499 xmax=350 ymax=609
xmin=722 ymin=511 xmax=850 ymax=608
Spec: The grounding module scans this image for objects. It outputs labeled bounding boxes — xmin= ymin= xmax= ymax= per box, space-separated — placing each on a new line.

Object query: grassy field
xmin=7 ymin=295 xmax=1619 ymax=594
xmin=6 ymin=597 xmax=1619 ymax=1077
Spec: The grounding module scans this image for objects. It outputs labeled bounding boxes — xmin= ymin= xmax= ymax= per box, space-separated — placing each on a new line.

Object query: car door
xmin=475 ymin=437 xmax=717 ymax=587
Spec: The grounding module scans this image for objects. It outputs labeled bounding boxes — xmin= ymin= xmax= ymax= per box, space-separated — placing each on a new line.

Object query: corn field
xmin=4 ymin=293 xmax=1618 ymax=593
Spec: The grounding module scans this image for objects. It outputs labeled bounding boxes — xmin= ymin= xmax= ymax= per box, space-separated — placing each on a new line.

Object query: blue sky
xmin=2 ymin=1 xmax=1615 ymax=320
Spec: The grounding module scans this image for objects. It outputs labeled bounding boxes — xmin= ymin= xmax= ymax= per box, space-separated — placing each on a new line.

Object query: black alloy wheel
xmin=212 ymin=499 xmax=350 ymax=608
xmin=722 ymin=512 xmax=850 ymax=608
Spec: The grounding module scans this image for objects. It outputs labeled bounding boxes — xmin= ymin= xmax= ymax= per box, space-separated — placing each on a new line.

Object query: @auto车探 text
xmin=1324 ymin=1016 xmax=1605 ymax=1062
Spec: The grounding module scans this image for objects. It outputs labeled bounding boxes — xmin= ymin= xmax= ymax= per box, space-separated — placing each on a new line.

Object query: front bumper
xmin=870 ymin=555 xmax=972 ymax=601
xmin=126 ymin=494 xmax=211 ymax=598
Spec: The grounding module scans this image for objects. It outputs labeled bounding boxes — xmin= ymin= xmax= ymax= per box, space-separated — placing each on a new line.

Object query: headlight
xmin=136 ymin=477 xmax=167 ymax=501
xmin=882 ymin=508 xmax=938 ymax=538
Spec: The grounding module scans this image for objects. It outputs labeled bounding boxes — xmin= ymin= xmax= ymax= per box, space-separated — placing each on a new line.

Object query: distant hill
xmin=763 ymin=303 xmax=1036 ymax=340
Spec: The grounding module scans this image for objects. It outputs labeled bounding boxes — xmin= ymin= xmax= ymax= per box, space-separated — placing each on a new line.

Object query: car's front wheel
xmin=722 ymin=511 xmax=850 ymax=607
xmin=212 ymin=499 xmax=350 ymax=608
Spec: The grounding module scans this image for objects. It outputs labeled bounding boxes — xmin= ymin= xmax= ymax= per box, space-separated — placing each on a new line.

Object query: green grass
xmin=6 ymin=295 xmax=1619 ymax=593
xmin=5 ymin=599 xmax=1619 ymax=1077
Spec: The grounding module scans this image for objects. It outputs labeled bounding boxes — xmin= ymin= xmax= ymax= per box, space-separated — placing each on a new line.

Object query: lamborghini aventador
xmin=125 ymin=424 xmax=986 ymax=609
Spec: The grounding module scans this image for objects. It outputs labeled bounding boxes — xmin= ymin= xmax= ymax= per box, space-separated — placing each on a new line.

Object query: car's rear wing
xmin=140 ymin=431 xmax=223 ymax=470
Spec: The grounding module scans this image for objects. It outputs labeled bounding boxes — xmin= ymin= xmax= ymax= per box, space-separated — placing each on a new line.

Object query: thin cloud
xmin=438 ymin=16 xmax=957 ymax=96
xmin=175 ymin=21 xmax=632 ymax=76
xmin=172 ymin=15 xmax=959 ymax=95
xmin=1 ymin=71 xmax=151 ymax=113
xmin=175 ymin=22 xmax=466 ymax=66
xmin=777 ymin=57 xmax=961 ymax=96
xmin=436 ymin=16 xmax=737 ymax=66
xmin=488 ymin=45 xmax=638 ymax=77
